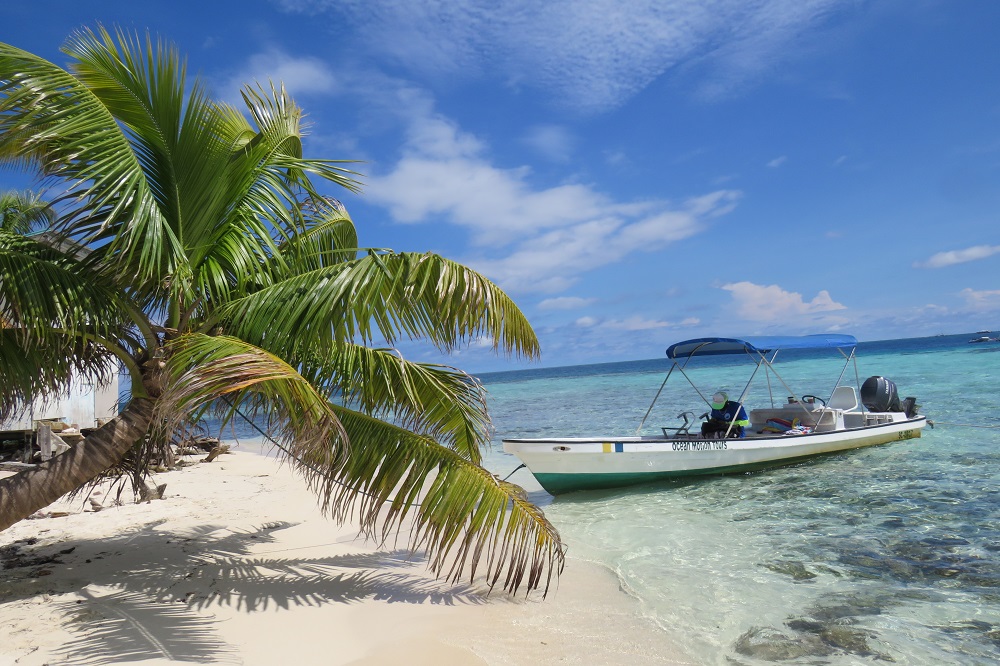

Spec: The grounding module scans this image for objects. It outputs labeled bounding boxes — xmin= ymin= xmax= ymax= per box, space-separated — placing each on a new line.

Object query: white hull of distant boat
xmin=503 ymin=335 xmax=926 ymax=495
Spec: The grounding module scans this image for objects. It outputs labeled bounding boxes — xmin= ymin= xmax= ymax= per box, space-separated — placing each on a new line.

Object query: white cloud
xmin=959 ymin=288 xmax=1000 ymax=311
xmin=573 ymin=315 xmax=700 ymax=331
xmin=467 ymin=191 xmax=739 ymax=292
xmin=767 ymin=156 xmax=787 ymax=168
xmin=914 ymin=245 xmax=1000 ymax=269
xmin=538 ymin=296 xmax=595 ymax=311
xmin=276 ymin=0 xmax=859 ymax=112
xmin=366 ymin=115 xmax=617 ymax=246
xmin=522 ymin=125 xmax=575 ymax=162
xmin=606 ymin=316 xmax=702 ymax=331
xmin=605 ymin=316 xmax=673 ymax=331
xmin=216 ymin=49 xmax=338 ymax=102
xmin=365 ymin=110 xmax=742 ymax=290
xmin=721 ymin=281 xmax=846 ymax=322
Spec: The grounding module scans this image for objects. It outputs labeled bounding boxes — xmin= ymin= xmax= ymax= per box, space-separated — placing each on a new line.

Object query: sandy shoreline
xmin=1 ymin=447 xmax=691 ymax=665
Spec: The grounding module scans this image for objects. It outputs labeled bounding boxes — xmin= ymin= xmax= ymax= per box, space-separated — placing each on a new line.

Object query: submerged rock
xmin=762 ymin=560 xmax=817 ymax=581
xmin=820 ymin=625 xmax=874 ymax=654
xmin=734 ymin=626 xmax=833 ymax=661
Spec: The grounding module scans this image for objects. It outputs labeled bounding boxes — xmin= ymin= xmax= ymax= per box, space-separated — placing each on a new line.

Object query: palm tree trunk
xmin=0 ymin=397 xmax=154 ymax=532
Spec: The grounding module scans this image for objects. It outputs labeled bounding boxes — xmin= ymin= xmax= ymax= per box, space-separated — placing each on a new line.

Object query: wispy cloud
xmin=605 ymin=316 xmax=700 ymax=331
xmin=721 ymin=281 xmax=846 ymax=322
xmin=574 ymin=315 xmax=699 ymax=331
xmin=365 ymin=111 xmax=742 ymax=291
xmin=274 ymin=0 xmax=859 ymax=112
xmin=521 ymin=125 xmax=575 ymax=163
xmin=538 ymin=296 xmax=595 ymax=311
xmin=767 ymin=156 xmax=787 ymax=168
xmin=215 ymin=48 xmax=338 ymax=102
xmin=959 ymin=288 xmax=1000 ymax=311
xmin=914 ymin=244 xmax=1000 ymax=269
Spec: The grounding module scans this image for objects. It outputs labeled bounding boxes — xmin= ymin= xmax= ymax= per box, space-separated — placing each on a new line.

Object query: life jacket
xmin=711 ymin=400 xmax=750 ymax=427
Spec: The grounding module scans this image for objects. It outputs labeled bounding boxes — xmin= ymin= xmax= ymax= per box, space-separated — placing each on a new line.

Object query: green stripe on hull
xmin=532 ymin=440 xmax=912 ymax=495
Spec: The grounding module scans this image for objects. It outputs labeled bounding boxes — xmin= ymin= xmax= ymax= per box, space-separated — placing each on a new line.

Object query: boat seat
xmin=828 ymin=386 xmax=859 ymax=412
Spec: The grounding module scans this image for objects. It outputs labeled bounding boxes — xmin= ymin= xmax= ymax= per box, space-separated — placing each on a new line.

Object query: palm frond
xmin=156 ymin=333 xmax=348 ymax=468
xmin=0 ymin=328 xmax=118 ymax=422
xmin=306 ymin=405 xmax=565 ymax=596
xmin=0 ymin=228 xmax=140 ymax=415
xmin=298 ymin=344 xmax=489 ymax=462
xmin=0 ymin=33 xmax=171 ymax=291
xmin=0 ymin=190 xmax=54 ymax=234
xmin=239 ymin=83 xmax=362 ymax=199
xmin=0 ymin=229 xmax=133 ymax=346
xmin=217 ymin=251 xmax=540 ymax=359
xmin=274 ymin=197 xmax=359 ymax=276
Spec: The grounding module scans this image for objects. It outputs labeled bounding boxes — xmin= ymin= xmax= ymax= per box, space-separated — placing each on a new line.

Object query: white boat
xmin=503 ymin=335 xmax=926 ymax=495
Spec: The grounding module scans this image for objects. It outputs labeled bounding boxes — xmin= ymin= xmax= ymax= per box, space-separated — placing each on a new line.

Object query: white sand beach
xmin=0 ymin=446 xmax=692 ymax=665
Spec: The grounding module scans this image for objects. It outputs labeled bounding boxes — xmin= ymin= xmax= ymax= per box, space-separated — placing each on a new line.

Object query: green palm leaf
xmin=157 ymin=334 xmax=348 ymax=463
xmin=298 ymin=343 xmax=490 ymax=463
xmin=0 ymin=328 xmax=119 ymax=422
xmin=0 ymin=229 xmax=132 ymax=346
xmin=320 ymin=405 xmax=565 ymax=595
xmin=274 ymin=197 xmax=359 ymax=275
xmin=217 ymin=251 xmax=540 ymax=358
xmin=0 ymin=190 xmax=54 ymax=234
xmin=0 ymin=32 xmax=172 ymax=289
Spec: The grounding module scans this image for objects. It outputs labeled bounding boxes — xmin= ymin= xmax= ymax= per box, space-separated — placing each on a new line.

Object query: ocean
xmin=477 ymin=333 xmax=1000 ymax=665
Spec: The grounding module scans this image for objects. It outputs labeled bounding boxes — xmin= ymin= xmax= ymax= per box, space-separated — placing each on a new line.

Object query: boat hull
xmin=503 ymin=417 xmax=926 ymax=495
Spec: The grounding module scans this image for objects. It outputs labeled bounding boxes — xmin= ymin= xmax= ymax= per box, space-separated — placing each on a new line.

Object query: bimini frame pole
xmin=635 ymin=362 xmax=678 ymax=434
xmin=724 ymin=352 xmax=766 ymax=437
xmin=813 ymin=345 xmax=859 ymax=423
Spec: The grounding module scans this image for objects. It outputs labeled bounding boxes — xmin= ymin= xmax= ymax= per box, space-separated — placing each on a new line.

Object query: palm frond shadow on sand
xmin=10 ymin=519 xmax=484 ymax=665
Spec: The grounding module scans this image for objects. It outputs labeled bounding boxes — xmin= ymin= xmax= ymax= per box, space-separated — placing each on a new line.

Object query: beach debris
xmin=176 ymin=436 xmax=222 ymax=454
xmin=0 ymin=461 xmax=37 ymax=471
xmin=138 ymin=483 xmax=168 ymax=502
xmin=0 ymin=540 xmax=64 ymax=570
xmin=202 ymin=444 xmax=230 ymax=463
xmin=88 ymin=497 xmax=105 ymax=512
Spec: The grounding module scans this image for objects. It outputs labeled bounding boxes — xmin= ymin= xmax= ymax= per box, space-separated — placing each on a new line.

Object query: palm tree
xmin=0 ymin=27 xmax=563 ymax=594
xmin=0 ymin=190 xmax=54 ymax=234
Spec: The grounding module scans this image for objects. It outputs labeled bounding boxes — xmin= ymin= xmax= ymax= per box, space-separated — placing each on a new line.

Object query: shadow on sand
xmin=2 ymin=519 xmax=483 ymax=664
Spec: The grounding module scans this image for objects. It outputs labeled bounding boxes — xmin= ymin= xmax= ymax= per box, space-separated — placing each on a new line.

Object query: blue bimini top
xmin=665 ymin=334 xmax=858 ymax=359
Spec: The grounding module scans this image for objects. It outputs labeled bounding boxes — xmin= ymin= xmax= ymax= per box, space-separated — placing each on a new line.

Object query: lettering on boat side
xmin=897 ymin=430 xmax=914 ymax=440
xmin=672 ymin=440 xmax=728 ymax=451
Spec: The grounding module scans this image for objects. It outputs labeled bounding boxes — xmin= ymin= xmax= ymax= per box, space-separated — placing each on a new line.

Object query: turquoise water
xmin=479 ymin=334 xmax=1000 ymax=665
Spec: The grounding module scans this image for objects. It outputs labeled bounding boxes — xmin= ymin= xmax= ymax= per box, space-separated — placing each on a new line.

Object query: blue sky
xmin=2 ymin=1 xmax=999 ymax=372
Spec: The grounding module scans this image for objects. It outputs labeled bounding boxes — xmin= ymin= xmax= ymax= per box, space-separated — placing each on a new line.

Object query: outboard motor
xmin=861 ymin=376 xmax=902 ymax=412
xmin=900 ymin=396 xmax=920 ymax=418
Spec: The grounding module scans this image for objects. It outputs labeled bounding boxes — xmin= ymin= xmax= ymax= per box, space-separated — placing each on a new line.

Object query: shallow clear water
xmin=479 ymin=334 xmax=1000 ymax=665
